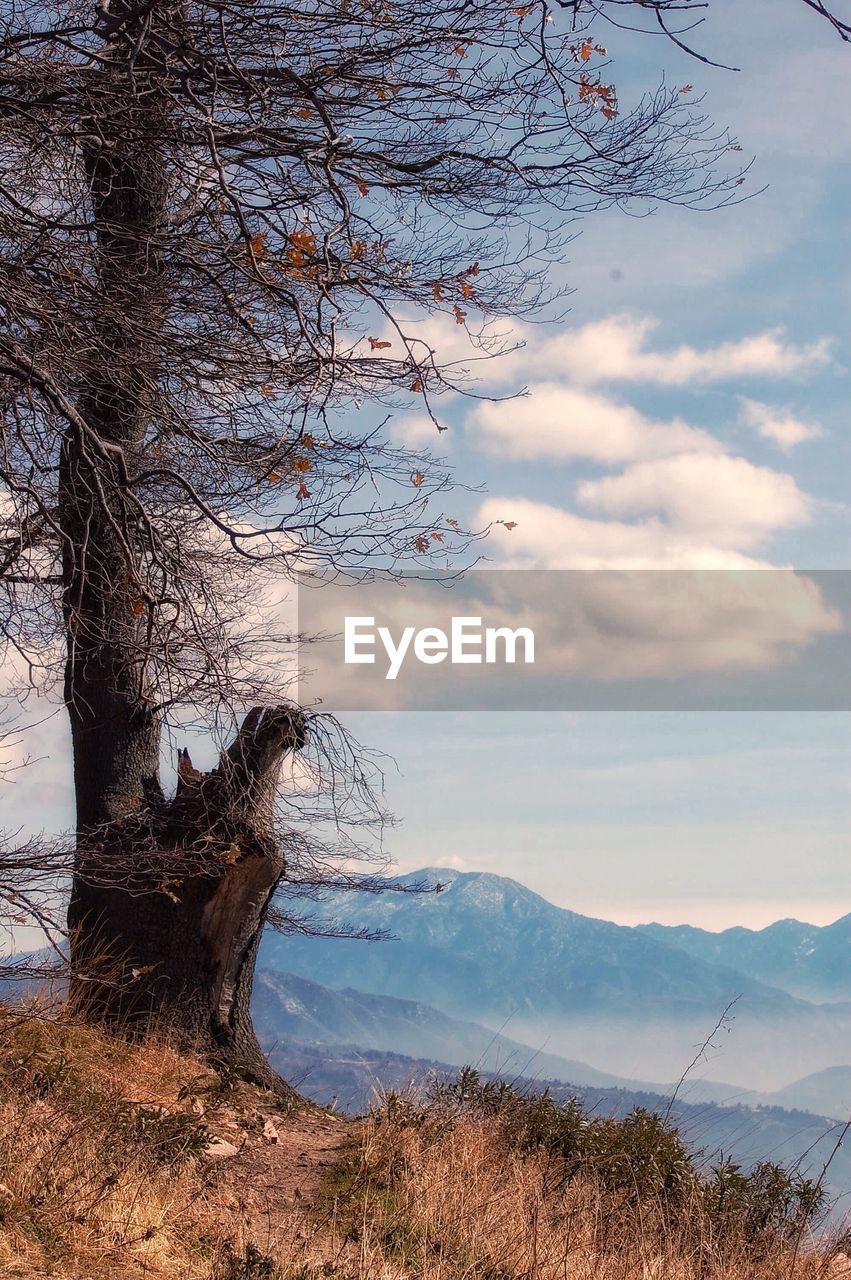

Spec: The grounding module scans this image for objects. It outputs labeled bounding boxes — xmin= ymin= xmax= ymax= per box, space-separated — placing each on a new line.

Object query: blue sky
xmin=348 ymin=711 xmax=851 ymax=928
xmin=2 ymin=0 xmax=849 ymax=935
xmin=380 ymin=0 xmax=851 ymax=571
xmin=351 ymin=0 xmax=851 ymax=928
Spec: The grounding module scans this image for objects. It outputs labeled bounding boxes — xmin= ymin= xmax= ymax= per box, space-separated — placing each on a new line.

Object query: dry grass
xmin=317 ymin=1094 xmax=851 ymax=1280
xmin=0 ymin=1006 xmax=848 ymax=1280
xmin=0 ymin=1001 xmax=332 ymax=1279
xmin=0 ymin=1001 xmax=232 ymax=1277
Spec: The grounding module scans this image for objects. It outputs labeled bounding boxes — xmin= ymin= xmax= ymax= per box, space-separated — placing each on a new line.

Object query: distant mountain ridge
xmin=254 ymin=969 xmax=627 ymax=1088
xmin=262 ymin=868 xmax=818 ymax=1020
xmin=259 ymin=867 xmax=851 ymax=1089
xmin=254 ymin=969 xmax=851 ymax=1120
xmin=636 ymin=915 xmax=851 ymax=1002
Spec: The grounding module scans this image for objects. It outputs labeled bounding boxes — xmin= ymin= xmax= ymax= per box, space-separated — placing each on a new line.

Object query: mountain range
xmin=254 ymin=968 xmax=628 ymax=1089
xmin=254 ymin=968 xmax=851 ymax=1120
xmin=637 ymin=916 xmax=851 ymax=1003
xmin=259 ymin=868 xmax=851 ymax=1091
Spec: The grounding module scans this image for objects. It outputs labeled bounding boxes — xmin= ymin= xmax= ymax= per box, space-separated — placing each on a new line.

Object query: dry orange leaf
xmin=249 ymin=233 xmax=267 ymax=260
xmin=297 ymin=480 xmax=310 ymax=499
xmin=447 ymin=518 xmax=459 ymax=529
xmin=453 ymin=304 xmax=466 ymax=325
xmin=413 ymin=534 xmax=429 ymax=553
xmin=356 ymin=179 xmax=369 ymax=196
xmin=410 ymin=377 xmax=423 ymax=393
xmin=502 ymin=520 xmax=518 ymax=531
xmin=460 ymin=280 xmax=475 ymax=299
xmin=432 ymin=281 xmax=444 ymax=301
xmin=131 ymin=600 xmax=145 ymax=616
xmin=412 ymin=472 xmax=425 ymax=487
xmin=266 ymin=470 xmax=282 ymax=484
xmin=579 ymin=39 xmax=593 ymax=61
xmin=289 ymin=229 xmax=317 ymax=254
xmin=296 ymin=107 xmax=312 ymax=119
xmin=293 ymin=457 xmax=312 ymax=474
xmin=260 ymin=384 xmax=275 ymax=397
xmin=369 ymin=336 xmax=392 ymax=350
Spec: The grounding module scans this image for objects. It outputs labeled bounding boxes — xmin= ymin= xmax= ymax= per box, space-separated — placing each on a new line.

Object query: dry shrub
xmin=324 ymin=1071 xmax=850 ymax=1280
xmin=1 ymin=1017 xmax=848 ymax=1280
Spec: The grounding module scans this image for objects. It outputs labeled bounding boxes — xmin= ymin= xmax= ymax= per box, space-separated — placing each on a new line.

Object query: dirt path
xmin=202 ymin=1088 xmax=357 ymax=1266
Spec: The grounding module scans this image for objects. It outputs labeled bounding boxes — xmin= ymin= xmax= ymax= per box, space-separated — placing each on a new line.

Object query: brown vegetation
xmin=1 ymin=1006 xmax=848 ymax=1280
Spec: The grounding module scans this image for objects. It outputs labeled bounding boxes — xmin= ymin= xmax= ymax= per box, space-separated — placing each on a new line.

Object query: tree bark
xmin=61 ymin=12 xmax=303 ymax=1091
xmin=68 ymin=709 xmax=306 ymax=1091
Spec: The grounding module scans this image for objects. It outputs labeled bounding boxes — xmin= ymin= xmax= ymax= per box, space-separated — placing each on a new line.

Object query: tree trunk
xmin=68 ymin=709 xmax=306 ymax=1091
xmin=61 ymin=11 xmax=303 ymax=1091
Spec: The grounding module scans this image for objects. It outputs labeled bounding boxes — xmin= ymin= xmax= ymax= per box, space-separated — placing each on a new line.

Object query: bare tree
xmin=0 ymin=0 xmax=846 ymax=1085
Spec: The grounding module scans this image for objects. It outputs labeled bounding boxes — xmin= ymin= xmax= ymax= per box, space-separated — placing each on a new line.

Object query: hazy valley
xmin=259 ymin=868 xmax=851 ymax=1093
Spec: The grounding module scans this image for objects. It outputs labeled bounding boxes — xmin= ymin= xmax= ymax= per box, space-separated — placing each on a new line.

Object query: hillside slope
xmin=0 ymin=1004 xmax=347 ymax=1279
xmin=3 ymin=1004 xmax=845 ymax=1280
xmin=255 ymin=970 xmax=851 ymax=1120
xmin=254 ymin=968 xmax=629 ymax=1088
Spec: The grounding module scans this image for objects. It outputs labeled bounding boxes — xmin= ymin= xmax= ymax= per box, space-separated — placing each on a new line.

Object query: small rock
xmin=205 ymin=1137 xmax=239 ymax=1160
xmin=262 ymin=1117 xmax=279 ymax=1144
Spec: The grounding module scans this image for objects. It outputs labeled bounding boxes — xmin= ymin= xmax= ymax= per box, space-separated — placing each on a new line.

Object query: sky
xmin=2 ymin=0 xmax=849 ymax=936
xmin=345 ymin=0 xmax=851 ymax=928
xmin=347 ymin=711 xmax=851 ymax=929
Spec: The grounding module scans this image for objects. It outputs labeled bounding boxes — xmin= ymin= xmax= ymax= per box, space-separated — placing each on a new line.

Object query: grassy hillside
xmin=0 ymin=1003 xmax=345 ymax=1279
xmin=2 ymin=1002 xmax=849 ymax=1280
xmin=265 ymin=1038 xmax=851 ymax=1214
xmin=334 ymin=1072 xmax=850 ymax=1280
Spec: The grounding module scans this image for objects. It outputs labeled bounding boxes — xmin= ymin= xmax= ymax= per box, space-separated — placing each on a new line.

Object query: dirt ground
xmin=197 ymin=1086 xmax=357 ymax=1270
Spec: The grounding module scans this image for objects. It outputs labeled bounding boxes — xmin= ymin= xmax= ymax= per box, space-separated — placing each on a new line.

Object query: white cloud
xmin=739 ymin=397 xmax=823 ymax=450
xmin=477 ymin=496 xmax=776 ymax=569
xmin=299 ymin=552 xmax=842 ymax=704
xmin=577 ymin=453 xmax=810 ymax=549
xmin=388 ymin=413 xmax=451 ymax=451
xmin=509 ymin=315 xmax=832 ymax=388
xmin=469 ymin=385 xmax=718 ymax=463
xmin=354 ymin=307 xmax=830 ymax=569
xmin=364 ymin=311 xmax=831 ymax=396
